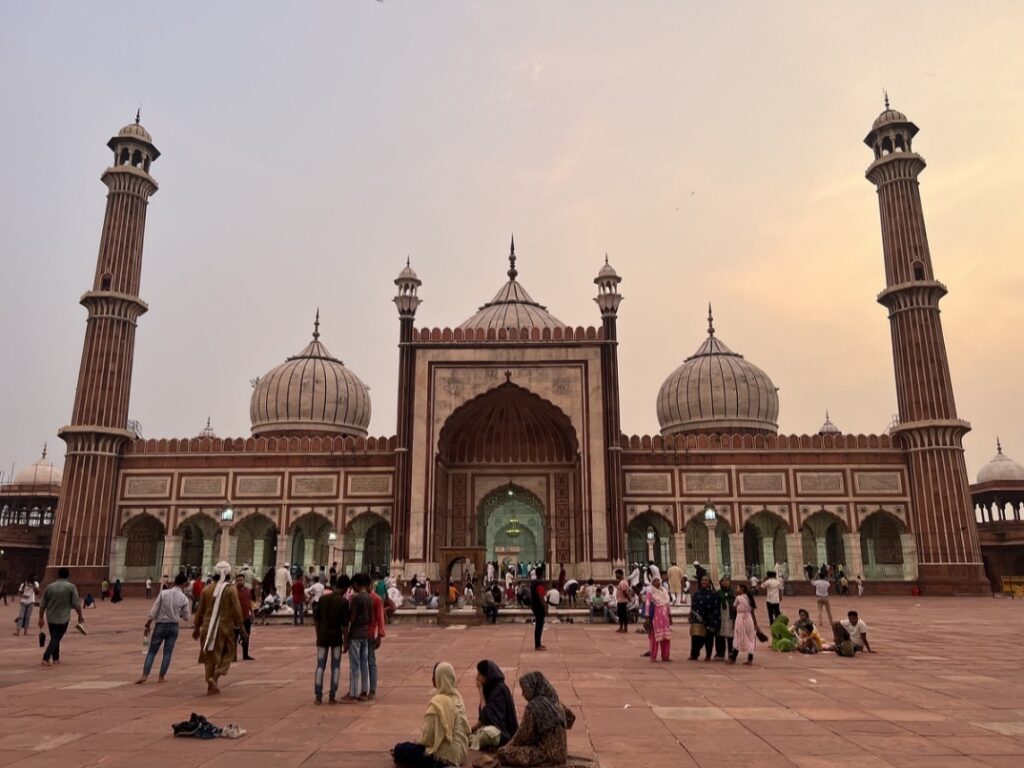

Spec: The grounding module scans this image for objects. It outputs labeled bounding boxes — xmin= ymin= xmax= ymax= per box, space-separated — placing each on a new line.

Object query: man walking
xmin=137 ymin=573 xmax=191 ymax=683
xmin=763 ymin=571 xmax=783 ymax=624
xmin=193 ymin=561 xmax=245 ymax=695
xmin=811 ymin=572 xmax=834 ymax=629
xmin=667 ymin=562 xmax=684 ymax=605
xmin=291 ymin=577 xmax=306 ymax=625
xmin=529 ymin=568 xmax=548 ymax=651
xmin=13 ymin=575 xmax=39 ymax=636
xmin=38 ymin=568 xmax=84 ymax=666
xmin=235 ymin=574 xmax=255 ymax=661
xmin=366 ymin=573 xmax=386 ymax=701
xmin=344 ymin=574 xmax=372 ymax=701
xmin=614 ymin=568 xmax=631 ymax=633
xmin=314 ymin=574 xmax=351 ymax=704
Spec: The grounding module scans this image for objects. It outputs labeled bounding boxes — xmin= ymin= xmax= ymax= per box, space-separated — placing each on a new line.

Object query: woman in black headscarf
xmin=497 ymin=671 xmax=575 ymax=767
xmin=688 ymin=575 xmax=721 ymax=662
xmin=472 ymin=660 xmax=519 ymax=749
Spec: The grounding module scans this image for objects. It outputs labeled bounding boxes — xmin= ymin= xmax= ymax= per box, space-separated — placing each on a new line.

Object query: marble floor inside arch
xmin=0 ymin=597 xmax=1022 ymax=767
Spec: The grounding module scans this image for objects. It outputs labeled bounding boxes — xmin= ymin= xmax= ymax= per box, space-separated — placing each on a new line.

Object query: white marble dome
xmin=657 ymin=310 xmax=779 ymax=436
xmin=459 ymin=239 xmax=565 ymax=334
xmin=14 ymin=448 xmax=62 ymax=486
xmin=977 ymin=441 xmax=1024 ymax=484
xmin=250 ymin=320 xmax=371 ymax=437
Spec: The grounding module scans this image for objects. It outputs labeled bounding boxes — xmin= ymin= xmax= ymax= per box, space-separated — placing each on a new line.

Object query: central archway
xmin=478 ymin=484 xmax=546 ymax=567
xmin=433 ymin=381 xmax=582 ymax=567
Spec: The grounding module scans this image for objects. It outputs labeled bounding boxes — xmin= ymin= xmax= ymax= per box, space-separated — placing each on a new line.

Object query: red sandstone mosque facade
xmin=23 ymin=103 xmax=1002 ymax=595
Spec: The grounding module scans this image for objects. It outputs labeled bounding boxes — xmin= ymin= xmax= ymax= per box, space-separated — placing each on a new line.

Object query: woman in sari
xmin=497 ymin=672 xmax=575 ymax=767
xmin=393 ymin=662 xmax=470 ymax=768
xmin=472 ymin=660 xmax=519 ymax=750
xmin=689 ymin=576 xmax=721 ymax=661
xmin=643 ymin=577 xmax=673 ymax=662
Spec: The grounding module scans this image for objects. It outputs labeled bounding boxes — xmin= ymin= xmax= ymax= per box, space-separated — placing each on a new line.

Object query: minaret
xmin=393 ymin=256 xmax=422 ymax=564
xmin=864 ymin=97 xmax=987 ymax=593
xmin=594 ymin=255 xmax=625 ymax=563
xmin=47 ymin=115 xmax=159 ymax=584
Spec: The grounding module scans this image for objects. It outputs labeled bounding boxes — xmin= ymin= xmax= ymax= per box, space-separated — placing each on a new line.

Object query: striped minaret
xmin=865 ymin=97 xmax=987 ymax=594
xmin=47 ymin=114 xmax=159 ymax=586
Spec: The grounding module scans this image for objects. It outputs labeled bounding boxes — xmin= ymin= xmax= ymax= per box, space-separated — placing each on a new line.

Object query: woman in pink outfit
xmin=730 ymin=583 xmax=760 ymax=666
xmin=643 ymin=577 xmax=673 ymax=662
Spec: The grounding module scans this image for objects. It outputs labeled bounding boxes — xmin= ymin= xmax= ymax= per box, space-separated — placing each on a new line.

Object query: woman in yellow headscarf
xmin=393 ymin=661 xmax=470 ymax=768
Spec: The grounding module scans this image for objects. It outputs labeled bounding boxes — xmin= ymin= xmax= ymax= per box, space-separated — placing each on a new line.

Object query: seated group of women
xmin=392 ymin=661 xmax=574 ymax=768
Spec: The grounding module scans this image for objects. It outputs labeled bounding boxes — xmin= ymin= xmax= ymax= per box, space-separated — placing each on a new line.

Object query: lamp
xmin=328 ymin=532 xmax=338 ymax=543
xmin=220 ymin=505 xmax=234 ymax=523
xmin=703 ymin=500 xmax=717 ymax=521
xmin=702 ymin=499 xmax=720 ymax=581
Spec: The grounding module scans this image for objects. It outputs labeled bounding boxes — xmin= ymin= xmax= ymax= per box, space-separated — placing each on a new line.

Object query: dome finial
xmin=707 ymin=302 xmax=715 ymax=336
xmin=406 ymin=255 xmax=410 ymax=268
xmin=997 ymin=436 xmax=1003 ymax=454
xmin=41 ymin=442 xmax=47 ymax=460
xmin=135 ymin=106 xmax=141 ymax=125
xmin=883 ymin=89 xmax=889 ymax=110
xmin=507 ymin=234 xmax=518 ymax=280
xmin=604 ymin=253 xmax=609 ymax=266
xmin=313 ymin=308 xmax=321 ymax=341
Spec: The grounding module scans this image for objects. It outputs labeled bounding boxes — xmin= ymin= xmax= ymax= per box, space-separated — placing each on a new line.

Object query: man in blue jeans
xmin=343 ymin=573 xmax=372 ymax=702
xmin=314 ymin=574 xmax=351 ymax=704
xmin=38 ymin=568 xmax=84 ymax=666
xmin=137 ymin=573 xmax=191 ymax=683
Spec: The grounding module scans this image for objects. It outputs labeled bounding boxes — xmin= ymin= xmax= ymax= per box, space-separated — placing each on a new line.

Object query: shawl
xmin=203 ymin=561 xmax=232 ymax=652
xmin=519 ymin=671 xmax=566 ymax=735
xmin=478 ymin=660 xmax=519 ymax=743
xmin=648 ymin=584 xmax=671 ymax=607
xmin=425 ymin=662 xmax=469 ymax=761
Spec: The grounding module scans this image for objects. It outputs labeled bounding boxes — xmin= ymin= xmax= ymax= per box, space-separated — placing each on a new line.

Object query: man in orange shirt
xmin=366 ymin=573 xmax=387 ymax=701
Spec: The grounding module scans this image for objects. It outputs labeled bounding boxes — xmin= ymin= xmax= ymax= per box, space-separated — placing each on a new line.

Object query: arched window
xmin=894 ymin=134 xmax=906 ymax=152
xmin=42 ymin=506 xmax=54 ymax=526
xmin=17 ymin=507 xmax=28 ymax=526
xmin=143 ymin=157 xmax=151 ymax=172
xmin=100 ymin=272 xmax=112 ymax=290
xmin=0 ymin=504 xmax=10 ymax=526
xmin=120 ymin=147 xmax=130 ymax=165
xmin=28 ymin=506 xmax=42 ymax=527
xmin=912 ymin=261 xmax=925 ymax=281
xmin=881 ymin=137 xmax=893 ymax=155
xmin=131 ymin=149 xmax=142 ymax=167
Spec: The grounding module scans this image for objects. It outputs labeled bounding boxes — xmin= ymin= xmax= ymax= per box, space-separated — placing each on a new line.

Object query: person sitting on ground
xmin=769 ymin=613 xmax=796 ymax=652
xmin=840 ymin=610 xmax=873 ymax=653
xmin=472 ymin=660 xmax=519 ymax=750
xmin=830 ymin=622 xmax=856 ymax=657
xmin=428 ymin=591 xmax=439 ymax=610
xmin=497 ymin=671 xmax=576 ymax=767
xmin=393 ymin=661 xmax=470 ymax=768
xmin=790 ymin=608 xmax=815 ymax=636
xmin=796 ymin=622 xmax=823 ymax=654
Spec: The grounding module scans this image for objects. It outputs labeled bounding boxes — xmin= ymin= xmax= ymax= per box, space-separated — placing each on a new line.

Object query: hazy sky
xmin=2 ymin=1 xmax=1022 ymax=482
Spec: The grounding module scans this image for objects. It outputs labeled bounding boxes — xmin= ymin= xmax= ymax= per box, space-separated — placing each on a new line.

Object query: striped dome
xmin=250 ymin=321 xmax=371 ymax=437
xmin=657 ymin=311 xmax=779 ymax=436
xmin=458 ymin=238 xmax=565 ymax=333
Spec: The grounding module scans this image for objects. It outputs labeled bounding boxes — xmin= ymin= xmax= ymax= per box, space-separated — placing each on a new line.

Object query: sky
xmin=1 ymin=1 xmax=1022 ymax=481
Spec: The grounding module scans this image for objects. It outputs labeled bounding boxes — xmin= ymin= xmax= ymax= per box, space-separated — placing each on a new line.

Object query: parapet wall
xmin=412 ymin=325 xmax=604 ymax=343
xmin=621 ymin=432 xmax=896 ymax=452
xmin=125 ymin=434 xmax=397 ymax=455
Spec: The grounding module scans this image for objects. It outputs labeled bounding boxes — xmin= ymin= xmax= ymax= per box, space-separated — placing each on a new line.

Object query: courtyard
xmin=1 ymin=596 xmax=1023 ymax=767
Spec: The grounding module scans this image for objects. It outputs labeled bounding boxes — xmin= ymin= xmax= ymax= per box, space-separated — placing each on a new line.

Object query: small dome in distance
xmin=977 ymin=439 xmax=1024 ymax=484
xmin=197 ymin=417 xmax=217 ymax=439
xmin=818 ymin=412 xmax=840 ymax=436
xmin=12 ymin=445 xmax=62 ymax=487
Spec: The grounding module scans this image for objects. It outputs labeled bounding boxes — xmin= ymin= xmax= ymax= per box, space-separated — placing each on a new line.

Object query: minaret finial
xmin=997 ymin=436 xmax=1003 ymax=454
xmin=313 ymin=308 xmax=320 ymax=341
xmin=883 ymin=89 xmax=890 ymax=110
xmin=206 ymin=416 xmax=212 ymax=429
xmin=825 ymin=410 xmax=830 ymax=421
xmin=135 ymin=107 xmax=141 ymax=125
xmin=406 ymin=255 xmax=410 ymax=268
xmin=604 ymin=253 xmax=609 ymax=266
xmin=507 ymin=234 xmax=518 ymax=280
xmin=707 ymin=302 xmax=715 ymax=336
xmin=41 ymin=442 xmax=47 ymax=460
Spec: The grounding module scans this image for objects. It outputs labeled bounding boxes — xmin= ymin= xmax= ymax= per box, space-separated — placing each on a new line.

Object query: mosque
xmin=8 ymin=101 xmax=1016 ymax=595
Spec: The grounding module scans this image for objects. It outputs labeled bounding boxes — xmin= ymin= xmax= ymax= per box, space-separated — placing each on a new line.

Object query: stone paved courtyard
xmin=1 ymin=595 xmax=1023 ymax=767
